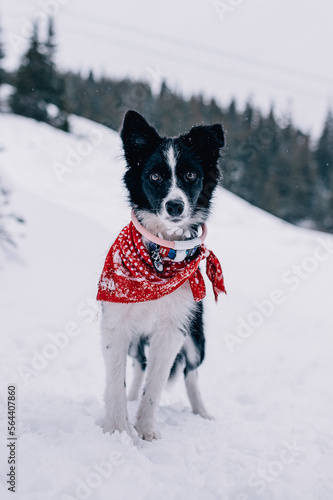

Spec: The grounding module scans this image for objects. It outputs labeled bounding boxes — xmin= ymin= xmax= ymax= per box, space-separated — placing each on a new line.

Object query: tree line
xmin=1 ymin=18 xmax=332 ymax=234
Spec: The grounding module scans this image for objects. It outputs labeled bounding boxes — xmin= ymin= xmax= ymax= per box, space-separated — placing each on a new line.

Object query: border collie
xmin=98 ymin=110 xmax=225 ymax=441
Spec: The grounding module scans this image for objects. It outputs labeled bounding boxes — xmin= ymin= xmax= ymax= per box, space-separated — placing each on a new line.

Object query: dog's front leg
xmin=101 ymin=327 xmax=132 ymax=436
xmin=135 ymin=329 xmax=184 ymax=441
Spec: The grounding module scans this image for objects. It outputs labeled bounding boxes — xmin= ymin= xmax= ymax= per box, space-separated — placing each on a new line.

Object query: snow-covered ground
xmin=0 ymin=114 xmax=332 ymax=500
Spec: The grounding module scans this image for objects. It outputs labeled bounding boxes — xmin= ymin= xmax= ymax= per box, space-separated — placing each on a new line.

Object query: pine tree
xmin=227 ymin=98 xmax=238 ymax=126
xmin=313 ymin=110 xmax=333 ymax=229
xmin=0 ymin=19 xmax=5 ymax=84
xmin=10 ymin=18 xmax=69 ymax=130
xmin=315 ymin=110 xmax=333 ymax=189
xmin=0 ymin=18 xmax=6 ymax=112
xmin=45 ymin=16 xmax=56 ymax=59
xmin=43 ymin=17 xmax=69 ymax=131
xmin=10 ymin=22 xmax=47 ymax=121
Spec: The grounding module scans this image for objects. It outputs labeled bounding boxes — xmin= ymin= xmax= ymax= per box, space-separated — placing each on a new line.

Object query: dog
xmin=97 ymin=110 xmax=226 ymax=441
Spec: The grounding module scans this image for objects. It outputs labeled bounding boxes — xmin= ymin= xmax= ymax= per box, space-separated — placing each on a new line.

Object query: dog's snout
xmin=165 ymin=199 xmax=185 ymax=217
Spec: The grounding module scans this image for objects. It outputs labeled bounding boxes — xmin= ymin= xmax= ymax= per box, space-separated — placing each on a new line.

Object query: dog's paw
xmin=135 ymin=420 xmax=160 ymax=441
xmin=102 ymin=419 xmax=132 ymax=436
xmin=202 ymin=412 xmax=214 ymax=420
xmin=136 ymin=427 xmax=161 ymax=442
xmin=194 ymin=409 xmax=214 ymax=420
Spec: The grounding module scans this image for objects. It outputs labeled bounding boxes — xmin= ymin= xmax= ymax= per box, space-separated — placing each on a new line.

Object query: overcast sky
xmin=1 ymin=0 xmax=333 ymax=138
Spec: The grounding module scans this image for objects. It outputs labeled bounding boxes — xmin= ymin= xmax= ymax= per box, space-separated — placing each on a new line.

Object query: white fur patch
xmin=162 ymin=143 xmax=190 ymax=221
xmin=165 ymin=144 xmax=177 ymax=175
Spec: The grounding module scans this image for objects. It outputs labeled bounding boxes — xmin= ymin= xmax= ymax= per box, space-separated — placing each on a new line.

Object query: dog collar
xmin=131 ymin=209 xmax=207 ymax=250
xmin=131 ymin=209 xmax=207 ymax=272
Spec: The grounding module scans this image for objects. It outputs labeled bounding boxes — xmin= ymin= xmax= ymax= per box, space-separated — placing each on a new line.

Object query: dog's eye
xmin=185 ymin=171 xmax=197 ymax=181
xmin=150 ymin=172 xmax=161 ymax=182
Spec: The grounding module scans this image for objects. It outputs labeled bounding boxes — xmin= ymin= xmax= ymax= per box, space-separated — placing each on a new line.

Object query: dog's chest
xmin=102 ymin=281 xmax=197 ymax=337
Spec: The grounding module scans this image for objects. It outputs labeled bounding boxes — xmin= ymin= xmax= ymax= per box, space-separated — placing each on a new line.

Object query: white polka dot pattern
xmin=97 ymin=221 xmax=226 ymax=304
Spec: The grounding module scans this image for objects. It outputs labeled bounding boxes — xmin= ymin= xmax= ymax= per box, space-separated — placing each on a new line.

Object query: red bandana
xmin=96 ymin=221 xmax=226 ymax=304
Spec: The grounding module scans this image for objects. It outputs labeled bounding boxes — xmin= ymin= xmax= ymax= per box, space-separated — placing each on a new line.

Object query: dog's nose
xmin=165 ymin=199 xmax=185 ymax=217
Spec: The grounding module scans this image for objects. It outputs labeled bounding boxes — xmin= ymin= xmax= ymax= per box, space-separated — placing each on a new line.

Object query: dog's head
xmin=121 ymin=110 xmax=225 ymax=236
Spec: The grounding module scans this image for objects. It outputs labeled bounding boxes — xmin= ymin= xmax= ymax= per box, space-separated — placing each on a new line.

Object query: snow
xmin=0 ymin=113 xmax=333 ymax=500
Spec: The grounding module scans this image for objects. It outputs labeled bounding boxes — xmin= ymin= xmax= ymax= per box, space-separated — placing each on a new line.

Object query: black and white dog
xmin=100 ymin=110 xmax=225 ymax=441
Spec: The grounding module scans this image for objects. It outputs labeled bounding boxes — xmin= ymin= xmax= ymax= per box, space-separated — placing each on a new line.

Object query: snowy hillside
xmin=0 ymin=114 xmax=333 ymax=500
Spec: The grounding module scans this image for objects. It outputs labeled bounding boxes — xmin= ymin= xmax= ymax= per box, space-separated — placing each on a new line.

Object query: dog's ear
xmin=182 ymin=124 xmax=225 ymax=209
xmin=121 ymin=110 xmax=161 ymax=167
xmin=183 ymin=123 xmax=225 ymax=159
